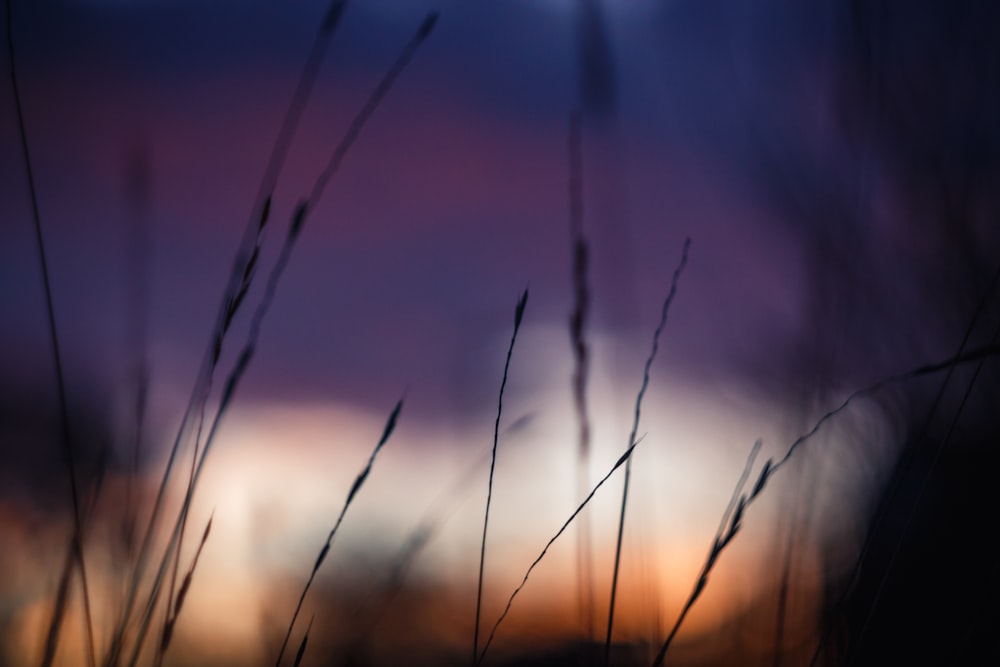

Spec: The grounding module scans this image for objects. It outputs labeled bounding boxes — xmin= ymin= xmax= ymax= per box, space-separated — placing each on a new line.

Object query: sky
xmin=2 ymin=1 xmax=1000 ymax=666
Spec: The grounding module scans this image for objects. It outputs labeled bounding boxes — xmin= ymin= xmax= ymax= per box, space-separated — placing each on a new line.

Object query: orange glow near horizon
xmin=0 ymin=325 xmax=889 ymax=665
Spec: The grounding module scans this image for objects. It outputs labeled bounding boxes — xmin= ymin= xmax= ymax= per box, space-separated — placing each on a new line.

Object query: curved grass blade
xmin=107 ymin=4 xmax=350 ymax=661
xmin=605 ymin=238 xmax=690 ymax=664
xmin=156 ymin=512 xmax=213 ymax=663
xmin=292 ymin=615 xmax=315 ymax=667
xmin=5 ymin=3 xmax=96 ymax=664
xmin=652 ymin=342 xmax=1000 ymax=666
xmin=477 ymin=434 xmax=648 ymax=666
xmin=473 ymin=289 xmax=529 ymax=666
xmin=122 ymin=10 xmax=436 ymax=665
xmin=567 ymin=109 xmax=595 ymax=640
xmin=274 ymin=399 xmax=404 ymax=667
xmin=651 ymin=440 xmax=762 ymax=666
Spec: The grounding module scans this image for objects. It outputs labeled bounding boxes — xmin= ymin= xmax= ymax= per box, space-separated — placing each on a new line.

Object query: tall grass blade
xmin=39 ymin=543 xmax=75 ymax=667
xmin=292 ymin=615 xmax=315 ymax=667
xmin=126 ymin=202 xmax=297 ymax=667
xmin=156 ymin=512 xmax=213 ymax=664
xmin=5 ymin=2 xmax=97 ymax=665
xmin=605 ymin=239 xmax=690 ymax=665
xmin=130 ymin=9 xmax=436 ymax=658
xmin=772 ymin=469 xmax=811 ymax=667
xmin=113 ymin=8 xmax=436 ymax=664
xmin=349 ymin=446 xmax=512 ymax=657
xmin=300 ymin=11 xmax=439 ymax=212
xmin=567 ymin=110 xmax=595 ymax=641
xmin=473 ymin=289 xmax=529 ymax=666
xmin=157 ymin=194 xmax=267 ymax=667
xmin=808 ymin=259 xmax=1000 ymax=666
xmin=121 ymin=143 xmax=152 ymax=572
xmin=651 ymin=439 xmax=761 ymax=666
xmin=770 ymin=342 xmax=1000 ymax=478
xmin=274 ymin=399 xmax=404 ymax=667
xmin=652 ymin=341 xmax=1000 ymax=666
xmin=107 ymin=1 xmax=350 ymax=658
xmin=477 ymin=434 xmax=648 ymax=665
xmin=846 ymin=317 xmax=1000 ymax=666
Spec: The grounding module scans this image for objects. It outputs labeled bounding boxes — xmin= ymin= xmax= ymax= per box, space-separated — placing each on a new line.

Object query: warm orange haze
xmin=3 ymin=0 xmax=999 ymax=666
xmin=3 ymin=369 xmax=889 ymax=665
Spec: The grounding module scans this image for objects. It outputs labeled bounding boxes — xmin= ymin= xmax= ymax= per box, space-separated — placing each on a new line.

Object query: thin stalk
xmin=477 ymin=434 xmax=648 ymax=665
xmin=5 ymin=2 xmax=96 ymax=665
xmin=126 ymin=199 xmax=301 ymax=667
xmin=772 ymin=472 xmax=809 ymax=667
xmin=292 ymin=615 xmax=315 ymax=667
xmin=808 ymin=259 xmax=1000 ymax=666
xmin=605 ymin=239 xmax=691 ymax=665
xmin=350 ymin=446 xmax=510 ymax=657
xmin=156 ymin=512 xmax=213 ymax=664
xmin=652 ymin=440 xmax=761 ymax=666
xmin=105 ymin=3 xmax=350 ymax=660
xmin=652 ymin=342 xmax=1000 ymax=666
xmin=567 ymin=109 xmax=595 ymax=641
xmin=274 ymin=399 xmax=404 ymax=667
xmin=121 ymin=143 xmax=151 ymax=572
xmin=846 ymin=316 xmax=1000 ymax=666
xmin=299 ymin=12 xmax=439 ymax=212
xmin=128 ymin=12 xmax=437 ymax=662
xmin=473 ymin=290 xmax=529 ymax=666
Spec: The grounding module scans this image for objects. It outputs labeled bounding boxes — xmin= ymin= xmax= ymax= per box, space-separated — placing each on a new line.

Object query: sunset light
xmin=3 ymin=1 xmax=998 ymax=666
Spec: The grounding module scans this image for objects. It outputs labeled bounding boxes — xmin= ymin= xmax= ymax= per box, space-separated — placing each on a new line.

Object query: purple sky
xmin=1 ymin=0 xmax=825 ymax=422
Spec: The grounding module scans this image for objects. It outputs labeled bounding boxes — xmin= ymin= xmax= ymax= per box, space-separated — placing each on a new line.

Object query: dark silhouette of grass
xmin=157 ymin=194 xmax=271 ymax=666
xmin=107 ymin=0 xmax=351 ymax=653
xmin=274 ymin=398 xmax=404 ymax=667
xmin=845 ymin=316 xmax=1000 ymax=667
xmin=652 ymin=440 xmax=762 ymax=666
xmin=771 ymin=524 xmax=792 ymax=667
xmin=5 ymin=2 xmax=97 ymax=665
xmin=606 ymin=238 xmax=691 ymax=665
xmin=106 ymin=7 xmax=438 ymax=665
xmin=121 ymin=142 xmax=152 ymax=573
xmin=808 ymin=259 xmax=1000 ymax=666
xmin=114 ymin=196 xmax=276 ymax=667
xmin=771 ymin=452 xmax=818 ymax=667
xmin=476 ymin=433 xmax=648 ymax=667
xmin=341 ymin=236 xmax=685 ymax=667
xmin=157 ymin=511 xmax=213 ymax=663
xmin=292 ymin=614 xmax=315 ymax=667
xmin=651 ymin=341 xmax=1000 ymax=666
xmin=301 ymin=11 xmax=439 ymax=212
xmin=474 ymin=289 xmax=529 ymax=667
xmin=15 ymin=3 xmax=994 ymax=666
xmin=772 ymin=343 xmax=1000 ymax=475
xmin=347 ymin=440 xmax=529 ymax=661
xmin=567 ymin=109 xmax=595 ymax=644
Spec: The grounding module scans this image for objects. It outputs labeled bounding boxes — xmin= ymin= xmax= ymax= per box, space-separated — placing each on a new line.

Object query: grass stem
xmin=605 ymin=238 xmax=690 ymax=665
xmin=5 ymin=2 xmax=96 ymax=664
xmin=474 ymin=290 xmax=529 ymax=666
xmin=274 ymin=399 xmax=404 ymax=667
xmin=567 ymin=109 xmax=595 ymax=642
xmin=478 ymin=434 xmax=648 ymax=665
xmin=652 ymin=341 xmax=1000 ymax=666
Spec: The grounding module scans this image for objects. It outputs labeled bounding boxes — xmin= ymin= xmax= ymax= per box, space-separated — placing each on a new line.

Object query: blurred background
xmin=2 ymin=0 xmax=998 ymax=665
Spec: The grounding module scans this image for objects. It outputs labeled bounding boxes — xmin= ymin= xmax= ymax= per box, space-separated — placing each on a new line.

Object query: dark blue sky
xmin=0 ymin=0 xmax=853 ymax=421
